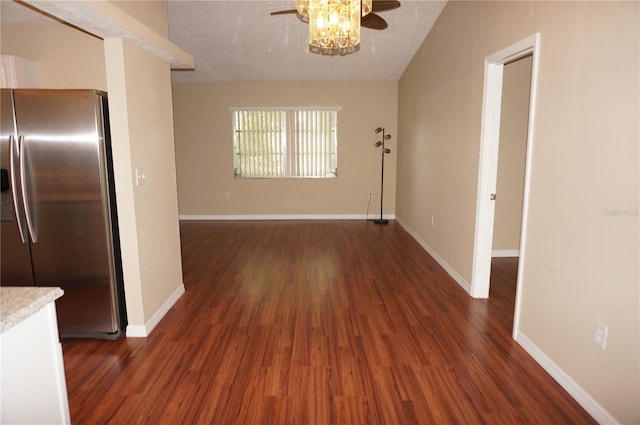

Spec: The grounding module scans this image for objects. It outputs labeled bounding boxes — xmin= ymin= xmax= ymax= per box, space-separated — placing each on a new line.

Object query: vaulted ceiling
xmin=1 ymin=0 xmax=447 ymax=82
xmin=168 ymin=1 xmax=447 ymax=82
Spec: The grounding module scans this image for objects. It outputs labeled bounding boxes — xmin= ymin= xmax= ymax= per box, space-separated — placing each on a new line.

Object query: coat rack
xmin=373 ymin=127 xmax=391 ymax=224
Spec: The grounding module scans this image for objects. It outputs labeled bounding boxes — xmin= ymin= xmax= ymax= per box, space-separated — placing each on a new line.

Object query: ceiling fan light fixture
xmin=361 ymin=0 xmax=372 ymax=17
xmin=297 ymin=0 xmax=371 ymax=18
xmin=296 ymin=0 xmax=309 ymax=17
xmin=308 ymin=0 xmax=361 ymax=55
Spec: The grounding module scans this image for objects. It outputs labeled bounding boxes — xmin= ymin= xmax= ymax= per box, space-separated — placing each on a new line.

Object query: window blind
xmin=233 ymin=108 xmax=338 ymax=178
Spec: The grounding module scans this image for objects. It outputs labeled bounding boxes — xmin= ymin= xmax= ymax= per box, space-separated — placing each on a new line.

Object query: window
xmin=232 ymin=107 xmax=338 ymax=178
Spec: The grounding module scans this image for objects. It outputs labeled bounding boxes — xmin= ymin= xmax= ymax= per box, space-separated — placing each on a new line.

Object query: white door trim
xmin=470 ymin=33 xmax=541 ymax=337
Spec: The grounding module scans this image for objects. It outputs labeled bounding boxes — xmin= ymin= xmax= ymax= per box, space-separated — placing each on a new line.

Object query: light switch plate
xmin=135 ymin=168 xmax=146 ymax=187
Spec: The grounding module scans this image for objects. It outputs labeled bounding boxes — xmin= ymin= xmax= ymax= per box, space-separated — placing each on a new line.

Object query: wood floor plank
xmin=61 ymin=220 xmax=597 ymax=424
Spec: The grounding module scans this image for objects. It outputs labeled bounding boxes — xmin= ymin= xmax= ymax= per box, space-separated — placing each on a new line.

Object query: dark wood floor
xmin=61 ymin=220 xmax=596 ymax=424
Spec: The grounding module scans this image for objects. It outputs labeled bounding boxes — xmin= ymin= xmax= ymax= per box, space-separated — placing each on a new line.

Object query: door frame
xmin=470 ymin=33 xmax=541 ymax=336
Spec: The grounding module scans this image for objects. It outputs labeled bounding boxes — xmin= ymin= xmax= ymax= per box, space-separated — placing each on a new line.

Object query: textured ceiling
xmin=1 ymin=0 xmax=447 ymax=83
xmin=168 ymin=0 xmax=447 ymax=82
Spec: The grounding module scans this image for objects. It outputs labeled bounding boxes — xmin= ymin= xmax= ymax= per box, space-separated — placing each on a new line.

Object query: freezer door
xmin=13 ymin=90 xmax=121 ymax=336
xmin=0 ymin=89 xmax=34 ymax=286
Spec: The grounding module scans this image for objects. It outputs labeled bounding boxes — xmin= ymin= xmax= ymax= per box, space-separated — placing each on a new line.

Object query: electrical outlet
xmin=224 ymin=192 xmax=231 ymax=200
xmin=594 ymin=321 xmax=608 ymax=350
xmin=430 ymin=215 xmax=434 ymax=226
xmin=368 ymin=191 xmax=373 ymax=200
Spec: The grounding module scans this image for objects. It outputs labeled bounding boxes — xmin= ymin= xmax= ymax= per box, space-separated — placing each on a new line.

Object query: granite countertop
xmin=0 ymin=287 xmax=64 ymax=334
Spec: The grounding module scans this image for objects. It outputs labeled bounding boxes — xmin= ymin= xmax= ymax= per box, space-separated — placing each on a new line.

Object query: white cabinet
xmin=1 ymin=55 xmax=40 ymax=88
xmin=0 ymin=288 xmax=70 ymax=425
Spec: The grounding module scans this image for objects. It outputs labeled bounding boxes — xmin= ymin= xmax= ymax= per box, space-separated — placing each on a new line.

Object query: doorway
xmin=470 ymin=34 xmax=540 ymax=338
xmin=491 ymin=53 xmax=533 ymax=326
xmin=492 ymin=55 xmax=532 ymax=261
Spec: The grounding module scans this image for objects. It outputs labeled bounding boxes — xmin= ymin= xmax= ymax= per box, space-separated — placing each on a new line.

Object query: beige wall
xmin=102 ymin=0 xmax=184 ymax=332
xmin=1 ymin=23 xmax=106 ymax=89
xmin=112 ymin=0 xmax=169 ymax=38
xmin=492 ymin=55 xmax=531 ymax=252
xmin=2 ymin=1 xmax=185 ymax=334
xmin=105 ymin=38 xmax=183 ymax=327
xmin=397 ymin=1 xmax=639 ymax=423
xmin=172 ymin=81 xmax=398 ymax=217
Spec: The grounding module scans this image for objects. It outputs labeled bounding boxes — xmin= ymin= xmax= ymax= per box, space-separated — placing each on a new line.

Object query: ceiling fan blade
xmin=361 ymin=13 xmax=388 ymax=30
xmin=270 ymin=9 xmax=298 ymax=16
xmin=372 ymin=0 xmax=401 ymax=13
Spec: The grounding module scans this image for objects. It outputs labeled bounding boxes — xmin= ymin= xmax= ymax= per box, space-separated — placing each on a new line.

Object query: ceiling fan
xmin=270 ymin=0 xmax=401 ymax=30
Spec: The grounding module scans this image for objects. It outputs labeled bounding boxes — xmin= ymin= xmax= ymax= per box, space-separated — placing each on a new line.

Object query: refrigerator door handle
xmin=9 ymin=135 xmax=28 ymax=243
xmin=18 ymin=135 xmax=37 ymax=243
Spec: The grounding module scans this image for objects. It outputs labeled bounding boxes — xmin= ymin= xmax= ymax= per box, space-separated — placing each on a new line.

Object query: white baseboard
xmin=395 ymin=217 xmax=615 ymax=423
xmin=395 ymin=217 xmax=472 ymax=294
xmin=179 ymin=214 xmax=395 ymax=221
xmin=515 ymin=330 xmax=618 ymax=425
xmin=492 ymin=249 xmax=520 ymax=257
xmin=126 ymin=283 xmax=185 ymax=338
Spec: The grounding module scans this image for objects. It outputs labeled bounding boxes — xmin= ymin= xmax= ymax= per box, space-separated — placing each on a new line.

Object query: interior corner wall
xmin=396 ymin=1 xmax=639 ymax=423
xmin=171 ymin=81 xmax=398 ymax=217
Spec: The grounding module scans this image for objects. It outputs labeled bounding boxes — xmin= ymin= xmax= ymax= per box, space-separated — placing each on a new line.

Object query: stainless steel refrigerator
xmin=1 ymin=89 xmax=126 ymax=339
